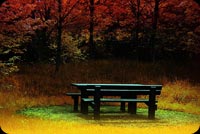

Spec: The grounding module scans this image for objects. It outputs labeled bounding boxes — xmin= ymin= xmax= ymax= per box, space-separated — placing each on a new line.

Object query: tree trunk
xmin=150 ymin=0 xmax=159 ymax=62
xmin=55 ymin=0 xmax=62 ymax=72
xmin=89 ymin=0 xmax=95 ymax=58
xmin=135 ymin=0 xmax=141 ymax=60
xmin=129 ymin=0 xmax=141 ymax=60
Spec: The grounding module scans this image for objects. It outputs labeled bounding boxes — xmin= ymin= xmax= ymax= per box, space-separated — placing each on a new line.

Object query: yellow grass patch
xmin=0 ymin=110 xmax=199 ymax=134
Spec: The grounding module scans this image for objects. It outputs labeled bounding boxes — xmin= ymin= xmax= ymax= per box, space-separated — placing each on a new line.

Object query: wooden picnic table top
xmin=71 ymin=83 xmax=162 ymax=89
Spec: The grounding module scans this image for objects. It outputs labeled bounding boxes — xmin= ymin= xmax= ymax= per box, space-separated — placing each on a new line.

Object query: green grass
xmin=18 ymin=105 xmax=81 ymax=122
xmin=18 ymin=105 xmax=200 ymax=127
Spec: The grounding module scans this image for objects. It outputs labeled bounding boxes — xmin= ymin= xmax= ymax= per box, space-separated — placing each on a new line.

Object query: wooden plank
xmin=86 ymin=89 xmax=161 ymax=92
xmin=86 ymin=89 xmax=161 ymax=95
xmin=66 ymin=92 xmax=81 ymax=96
xmin=71 ymin=83 xmax=162 ymax=90
xmin=71 ymin=83 xmax=163 ymax=96
xmin=82 ymin=98 xmax=153 ymax=102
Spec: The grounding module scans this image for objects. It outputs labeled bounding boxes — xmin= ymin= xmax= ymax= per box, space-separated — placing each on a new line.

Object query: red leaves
xmin=0 ymin=0 xmax=199 ymax=41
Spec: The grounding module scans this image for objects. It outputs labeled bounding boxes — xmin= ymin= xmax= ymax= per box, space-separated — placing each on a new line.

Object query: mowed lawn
xmin=0 ymin=60 xmax=200 ymax=134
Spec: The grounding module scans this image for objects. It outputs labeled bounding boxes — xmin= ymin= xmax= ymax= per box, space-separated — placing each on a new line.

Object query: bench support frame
xmin=69 ymin=83 xmax=162 ymax=120
xmin=66 ymin=93 xmax=80 ymax=112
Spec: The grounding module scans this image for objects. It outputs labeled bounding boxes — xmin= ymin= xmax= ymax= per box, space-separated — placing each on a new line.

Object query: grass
xmin=0 ymin=105 xmax=200 ymax=134
xmin=18 ymin=105 xmax=200 ymax=127
xmin=0 ymin=59 xmax=200 ymax=133
xmin=0 ymin=112 xmax=199 ymax=134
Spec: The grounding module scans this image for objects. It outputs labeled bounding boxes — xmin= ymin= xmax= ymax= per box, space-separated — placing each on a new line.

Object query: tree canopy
xmin=0 ymin=0 xmax=199 ymax=66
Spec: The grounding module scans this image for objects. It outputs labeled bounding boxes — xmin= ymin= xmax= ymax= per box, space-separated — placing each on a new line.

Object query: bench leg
xmin=148 ymin=89 xmax=156 ymax=119
xmin=94 ymin=103 xmax=100 ymax=120
xmin=148 ymin=105 xmax=157 ymax=119
xmin=72 ymin=96 xmax=79 ymax=112
xmin=128 ymin=95 xmax=137 ymax=114
xmin=120 ymin=96 xmax=126 ymax=112
xmin=128 ymin=102 xmax=137 ymax=114
xmin=120 ymin=102 xmax=126 ymax=112
xmin=81 ymin=90 xmax=89 ymax=114
xmin=81 ymin=99 xmax=89 ymax=114
xmin=94 ymin=87 xmax=100 ymax=120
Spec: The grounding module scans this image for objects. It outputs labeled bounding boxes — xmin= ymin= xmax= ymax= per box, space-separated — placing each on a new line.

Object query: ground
xmin=0 ymin=105 xmax=200 ymax=134
xmin=0 ymin=60 xmax=200 ymax=134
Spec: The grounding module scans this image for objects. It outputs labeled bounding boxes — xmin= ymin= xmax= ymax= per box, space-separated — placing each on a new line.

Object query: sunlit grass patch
xmin=18 ymin=105 xmax=200 ymax=127
xmin=17 ymin=105 xmax=84 ymax=122
xmin=1 ymin=112 xmax=199 ymax=134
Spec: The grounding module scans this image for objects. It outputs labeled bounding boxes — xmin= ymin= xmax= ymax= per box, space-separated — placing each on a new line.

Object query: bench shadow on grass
xmin=78 ymin=108 xmax=166 ymax=127
xmin=18 ymin=105 xmax=200 ymax=127
xmin=79 ymin=111 xmax=149 ymax=120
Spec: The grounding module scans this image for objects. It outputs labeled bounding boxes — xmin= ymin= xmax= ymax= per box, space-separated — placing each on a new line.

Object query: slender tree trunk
xmin=135 ymin=0 xmax=141 ymax=60
xmin=150 ymin=0 xmax=159 ymax=62
xmin=135 ymin=0 xmax=140 ymax=47
xmin=129 ymin=0 xmax=141 ymax=60
xmin=89 ymin=0 xmax=95 ymax=58
xmin=55 ymin=0 xmax=62 ymax=72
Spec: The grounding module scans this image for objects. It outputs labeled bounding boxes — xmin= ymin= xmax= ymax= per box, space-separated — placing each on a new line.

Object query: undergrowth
xmin=0 ymin=60 xmax=199 ymax=114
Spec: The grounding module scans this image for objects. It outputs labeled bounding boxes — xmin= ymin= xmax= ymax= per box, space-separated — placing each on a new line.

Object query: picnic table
xmin=69 ymin=83 xmax=162 ymax=120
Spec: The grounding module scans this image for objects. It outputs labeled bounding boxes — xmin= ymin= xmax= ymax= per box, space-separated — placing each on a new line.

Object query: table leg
xmin=128 ymin=95 xmax=137 ymax=114
xmin=81 ymin=89 xmax=88 ymax=114
xmin=148 ymin=105 xmax=156 ymax=119
xmin=148 ymin=88 xmax=156 ymax=119
xmin=72 ymin=96 xmax=79 ymax=112
xmin=94 ymin=86 xmax=100 ymax=120
xmin=120 ymin=96 xmax=126 ymax=112
xmin=81 ymin=101 xmax=88 ymax=114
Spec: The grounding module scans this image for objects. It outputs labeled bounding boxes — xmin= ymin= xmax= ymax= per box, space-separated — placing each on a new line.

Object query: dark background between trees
xmin=0 ymin=0 xmax=200 ymax=72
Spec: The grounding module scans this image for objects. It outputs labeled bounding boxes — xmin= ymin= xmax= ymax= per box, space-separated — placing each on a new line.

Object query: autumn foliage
xmin=0 ymin=0 xmax=200 ymax=64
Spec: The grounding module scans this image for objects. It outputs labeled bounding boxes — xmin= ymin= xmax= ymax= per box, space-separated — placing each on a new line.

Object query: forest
xmin=0 ymin=0 xmax=200 ymax=134
xmin=0 ymin=0 xmax=200 ymax=73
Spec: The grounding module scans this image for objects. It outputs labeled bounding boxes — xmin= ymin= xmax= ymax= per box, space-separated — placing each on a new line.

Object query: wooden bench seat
xmin=66 ymin=92 xmax=81 ymax=96
xmin=82 ymin=98 xmax=150 ymax=102
xmin=82 ymin=98 xmax=158 ymax=113
xmin=66 ymin=92 xmax=81 ymax=112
